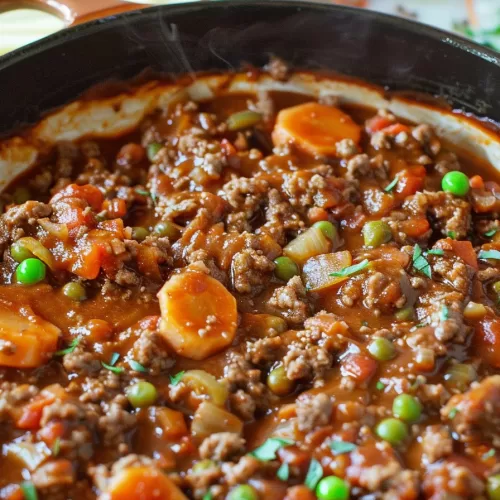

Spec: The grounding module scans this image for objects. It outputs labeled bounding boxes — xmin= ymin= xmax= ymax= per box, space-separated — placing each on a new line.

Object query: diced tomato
xmin=366 ymin=115 xmax=394 ymax=133
xmin=71 ymin=241 xmax=103 ymax=280
xmin=137 ymin=245 xmax=162 ymax=280
xmin=103 ymin=198 xmax=127 ymax=218
xmin=16 ymin=394 xmax=55 ymax=430
xmin=399 ymin=218 xmax=430 ymax=238
xmin=380 ymin=123 xmax=410 ymax=136
xmin=51 ymin=184 xmax=104 ymax=211
xmin=469 ymin=175 xmax=485 ymax=190
xmin=474 ymin=317 xmax=500 ymax=368
xmin=39 ymin=420 xmax=65 ymax=446
xmin=98 ymin=218 xmax=125 ymax=239
xmin=450 ymin=239 xmax=478 ymax=269
xmin=396 ymin=166 xmax=426 ymax=197
xmin=341 ymin=354 xmax=377 ymax=383
xmin=220 ymin=138 xmax=237 ymax=157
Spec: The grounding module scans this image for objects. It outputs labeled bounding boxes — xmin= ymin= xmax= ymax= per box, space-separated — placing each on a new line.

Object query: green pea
xmin=313 ymin=221 xmax=337 ymax=242
xmin=394 ymin=306 xmax=414 ymax=321
xmin=375 ymin=418 xmax=408 ymax=445
xmin=193 ymin=459 xmax=216 ymax=472
xmin=12 ymin=187 xmax=31 ymax=205
xmin=493 ymin=281 xmax=500 ymax=294
xmin=147 ymin=142 xmax=163 ymax=162
xmin=126 ymin=381 xmax=158 ymax=408
xmin=367 ymin=338 xmax=396 ymax=361
xmin=62 ymin=282 xmax=87 ymax=301
xmin=267 ymin=365 xmax=294 ymax=396
xmin=274 ymin=256 xmax=299 ymax=282
xmin=131 ymin=227 xmax=150 ymax=242
xmin=316 ymin=476 xmax=350 ymax=500
xmin=15 ymin=258 xmax=46 ymax=285
xmin=227 ymin=484 xmax=258 ymax=500
xmin=154 ymin=221 xmax=181 ymax=240
xmin=227 ymin=110 xmax=262 ymax=131
xmin=487 ymin=474 xmax=500 ymax=500
xmin=392 ymin=394 xmax=422 ymax=423
xmin=362 ymin=220 xmax=392 ymax=248
xmin=10 ymin=241 xmax=33 ymax=263
xmin=442 ymin=171 xmax=469 ymax=196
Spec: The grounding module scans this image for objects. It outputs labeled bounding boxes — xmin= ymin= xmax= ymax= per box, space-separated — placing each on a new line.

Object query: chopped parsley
xmin=250 ymin=437 xmax=294 ymax=461
xmin=52 ymin=437 xmax=61 ymax=457
xmin=304 ymin=458 xmax=323 ymax=490
xmin=54 ymin=337 xmax=80 ymax=357
xmin=410 ymin=322 xmax=426 ymax=332
xmin=169 ymin=371 xmax=185 ymax=386
xmin=330 ymin=440 xmax=356 ymax=455
xmin=129 ymin=360 xmax=148 ymax=373
xmin=439 ymin=305 xmax=449 ymax=321
xmin=376 ymin=381 xmax=385 ymax=390
xmin=202 ymin=492 xmax=213 ymax=500
xmin=277 ymin=462 xmax=290 ymax=481
xmin=484 ymin=228 xmax=498 ymax=238
xmin=20 ymin=482 xmax=38 ymax=500
xmin=448 ymin=407 xmax=459 ymax=419
xmin=384 ymin=174 xmax=399 ymax=193
xmin=135 ymin=188 xmax=158 ymax=205
xmin=427 ymin=248 xmax=444 ymax=256
xmin=109 ymin=352 xmax=120 ymax=367
xmin=412 ymin=244 xmax=431 ymax=278
xmin=483 ymin=448 xmax=496 ymax=460
xmin=330 ymin=259 xmax=370 ymax=278
xmin=101 ymin=361 xmax=124 ymax=374
xmin=447 ymin=231 xmax=457 ymax=240
xmin=479 ymin=249 xmax=500 ymax=261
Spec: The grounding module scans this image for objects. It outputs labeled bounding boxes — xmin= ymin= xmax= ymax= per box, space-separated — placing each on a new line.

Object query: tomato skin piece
xmin=366 ymin=115 xmax=393 ymax=133
xmin=475 ymin=318 xmax=500 ymax=368
xmin=51 ymin=184 xmax=104 ymax=211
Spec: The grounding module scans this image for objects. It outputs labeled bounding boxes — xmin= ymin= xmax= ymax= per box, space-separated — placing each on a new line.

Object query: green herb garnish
xmin=427 ymin=248 xmax=444 ymax=256
xmin=54 ymin=337 xmax=80 ymax=356
xmin=447 ymin=231 xmax=457 ymax=239
xmin=135 ymin=188 xmax=158 ymax=205
xmin=384 ymin=175 xmax=399 ymax=193
xmin=250 ymin=437 xmax=294 ymax=461
xmin=376 ymin=381 xmax=385 ymax=390
xmin=277 ymin=462 xmax=290 ymax=481
xmin=485 ymin=228 xmax=498 ymax=238
xmin=410 ymin=322 xmax=426 ymax=332
xmin=439 ymin=305 xmax=449 ymax=321
xmin=20 ymin=482 xmax=38 ymax=500
xmin=304 ymin=458 xmax=323 ymax=490
xmin=52 ymin=437 xmax=61 ymax=457
xmin=169 ymin=371 xmax=185 ymax=386
xmin=202 ymin=492 xmax=213 ymax=500
xmin=448 ymin=407 xmax=459 ymax=419
xmin=330 ymin=259 xmax=369 ymax=278
xmin=330 ymin=441 xmax=356 ymax=455
xmin=479 ymin=250 xmax=500 ymax=261
xmin=483 ymin=448 xmax=496 ymax=460
xmin=109 ymin=352 xmax=120 ymax=366
xmin=413 ymin=244 xmax=431 ymax=278
xmin=101 ymin=361 xmax=124 ymax=374
xmin=129 ymin=360 xmax=148 ymax=373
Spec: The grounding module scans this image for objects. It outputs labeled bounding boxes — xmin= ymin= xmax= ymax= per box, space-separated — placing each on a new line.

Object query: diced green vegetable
xmin=395 ymin=306 xmax=414 ymax=321
xmin=362 ymin=221 xmax=392 ymax=248
xmin=375 ymin=418 xmax=408 ymax=445
xmin=10 ymin=241 xmax=33 ymax=263
xmin=273 ymin=256 xmax=299 ymax=282
xmin=267 ymin=365 xmax=294 ymax=396
xmin=392 ymin=394 xmax=422 ymax=423
xmin=368 ymin=338 xmax=396 ymax=361
xmin=442 ymin=171 xmax=470 ymax=196
xmin=444 ymin=363 xmax=477 ymax=391
xmin=126 ymin=381 xmax=158 ymax=408
xmin=313 ymin=221 xmax=337 ymax=242
xmin=227 ymin=484 xmax=258 ymax=500
xmin=227 ymin=110 xmax=262 ymax=131
xmin=154 ymin=221 xmax=181 ymax=240
xmin=487 ymin=474 xmax=500 ymax=500
xmin=316 ymin=476 xmax=350 ymax=500
xmin=147 ymin=142 xmax=163 ymax=161
xmin=62 ymin=282 xmax=87 ymax=301
xmin=15 ymin=258 xmax=46 ymax=285
xmin=131 ymin=227 xmax=150 ymax=241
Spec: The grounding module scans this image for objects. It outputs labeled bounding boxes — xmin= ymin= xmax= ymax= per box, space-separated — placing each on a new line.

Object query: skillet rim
xmin=0 ymin=0 xmax=499 ymax=71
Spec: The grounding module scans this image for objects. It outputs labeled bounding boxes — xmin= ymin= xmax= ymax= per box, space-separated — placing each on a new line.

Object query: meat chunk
xmin=442 ymin=375 xmax=500 ymax=446
xmin=231 ymin=248 xmax=274 ymax=294
xmin=0 ymin=200 xmax=51 ymax=245
xmin=268 ymin=276 xmax=310 ymax=325
xmin=335 ymin=138 xmax=358 ymax=159
xmin=199 ymin=432 xmax=245 ymax=461
xmin=422 ymin=461 xmax=484 ymax=499
xmin=421 ymin=425 xmax=453 ymax=464
xmin=295 ymin=393 xmax=333 ymax=432
xmin=62 ymin=346 xmax=100 ymax=376
xmin=128 ymin=327 xmax=173 ymax=376
xmin=98 ymin=394 xmax=136 ymax=452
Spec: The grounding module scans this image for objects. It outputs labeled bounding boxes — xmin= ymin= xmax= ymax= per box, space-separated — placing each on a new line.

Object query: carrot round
xmin=272 ymin=102 xmax=361 ymax=156
xmin=157 ymin=271 xmax=237 ymax=360
xmin=106 ymin=467 xmax=187 ymax=500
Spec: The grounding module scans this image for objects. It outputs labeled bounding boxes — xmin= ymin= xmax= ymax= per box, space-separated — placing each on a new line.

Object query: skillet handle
xmin=0 ymin=0 xmax=144 ymax=26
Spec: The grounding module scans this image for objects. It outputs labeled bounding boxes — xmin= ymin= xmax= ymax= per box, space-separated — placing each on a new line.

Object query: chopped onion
xmin=463 ymin=301 xmax=487 ymax=320
xmin=191 ymin=402 xmax=243 ymax=439
xmin=284 ymin=227 xmax=331 ymax=265
xmin=182 ymin=370 xmax=228 ymax=408
xmin=38 ymin=218 xmax=69 ymax=242
xmin=302 ymin=251 xmax=352 ymax=292
xmin=16 ymin=237 xmax=56 ymax=270
xmin=3 ymin=442 xmax=50 ymax=470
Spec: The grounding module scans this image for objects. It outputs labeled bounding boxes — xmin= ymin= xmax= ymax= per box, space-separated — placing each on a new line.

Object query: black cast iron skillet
xmin=0 ymin=0 xmax=499 ymax=138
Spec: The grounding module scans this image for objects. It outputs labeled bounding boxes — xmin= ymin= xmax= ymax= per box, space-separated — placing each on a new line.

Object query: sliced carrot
xmin=341 ymin=354 xmax=377 ymax=383
xmin=307 ymin=207 xmax=329 ymax=223
xmin=102 ymin=198 xmax=127 ymax=219
xmin=0 ymin=300 xmax=60 ymax=368
xmin=107 ymin=467 xmax=187 ymax=500
xmin=272 ymin=102 xmax=361 ymax=156
xmin=395 ymin=168 xmax=426 ymax=197
xmin=154 ymin=408 xmax=188 ymax=440
xmin=469 ymin=175 xmax=484 ymax=190
xmin=399 ymin=218 xmax=430 ymax=238
xmin=157 ymin=271 xmax=237 ymax=360
xmin=450 ymin=239 xmax=478 ymax=270
xmin=15 ymin=393 xmax=55 ymax=430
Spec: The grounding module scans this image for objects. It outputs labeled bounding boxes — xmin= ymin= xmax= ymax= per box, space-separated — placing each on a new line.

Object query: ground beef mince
xmin=2 ymin=66 xmax=500 ymax=500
